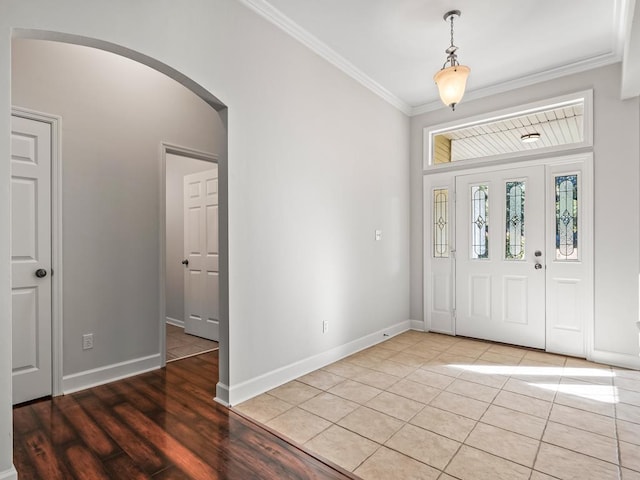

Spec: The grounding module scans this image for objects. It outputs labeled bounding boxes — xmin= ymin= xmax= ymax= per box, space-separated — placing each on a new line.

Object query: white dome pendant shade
xmin=434 ymin=10 xmax=470 ymax=111
xmin=434 ymin=64 xmax=470 ymax=110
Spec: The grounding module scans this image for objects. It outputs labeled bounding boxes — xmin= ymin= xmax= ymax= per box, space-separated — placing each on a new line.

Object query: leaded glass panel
xmin=433 ymin=188 xmax=449 ymax=258
xmin=556 ymin=175 xmax=578 ymax=260
xmin=505 ymin=181 xmax=525 ymax=260
xmin=471 ymin=185 xmax=489 ymax=259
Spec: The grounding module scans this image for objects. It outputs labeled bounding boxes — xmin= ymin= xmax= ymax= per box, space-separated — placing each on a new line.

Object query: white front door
xmin=455 ymin=166 xmax=546 ymax=349
xmin=183 ymin=169 xmax=219 ymax=341
xmin=11 ymin=114 xmax=52 ymax=404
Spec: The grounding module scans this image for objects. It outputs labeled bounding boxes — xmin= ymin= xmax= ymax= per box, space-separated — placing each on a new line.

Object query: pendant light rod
xmin=444 ymin=9 xmax=461 ymax=66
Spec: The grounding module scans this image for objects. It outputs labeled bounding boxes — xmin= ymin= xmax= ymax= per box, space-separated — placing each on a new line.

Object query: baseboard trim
xmin=62 ymin=353 xmax=162 ymax=394
xmin=166 ymin=316 xmax=184 ymax=328
xmin=215 ymin=382 xmax=230 ymax=407
xmin=0 ymin=465 xmax=17 ymax=480
xmin=590 ymin=349 xmax=640 ymax=370
xmin=227 ymin=320 xmax=410 ymax=406
xmin=410 ymin=319 xmax=425 ymax=331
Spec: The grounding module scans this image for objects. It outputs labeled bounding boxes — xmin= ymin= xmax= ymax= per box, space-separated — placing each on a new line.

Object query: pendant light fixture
xmin=434 ymin=9 xmax=470 ymax=111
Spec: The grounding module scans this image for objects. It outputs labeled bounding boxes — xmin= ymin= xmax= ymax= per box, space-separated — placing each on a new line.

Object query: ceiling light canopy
xmin=434 ymin=10 xmax=470 ymax=111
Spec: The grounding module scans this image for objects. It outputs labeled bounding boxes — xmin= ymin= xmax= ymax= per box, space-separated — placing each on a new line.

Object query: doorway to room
xmin=164 ymin=148 xmax=220 ymax=362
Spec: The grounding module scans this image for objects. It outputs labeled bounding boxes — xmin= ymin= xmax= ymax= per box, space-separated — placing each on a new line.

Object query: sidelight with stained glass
xmin=433 ymin=189 xmax=449 ymax=258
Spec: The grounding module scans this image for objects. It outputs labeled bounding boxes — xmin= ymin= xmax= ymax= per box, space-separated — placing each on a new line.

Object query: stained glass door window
xmin=505 ymin=181 xmax=525 ymax=260
xmin=555 ymin=175 xmax=578 ymax=260
xmin=471 ymin=185 xmax=489 ymax=259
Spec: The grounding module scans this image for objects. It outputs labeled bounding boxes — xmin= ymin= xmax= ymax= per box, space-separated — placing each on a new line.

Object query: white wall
xmin=0 ymin=1 xmax=411 ymax=474
xmin=166 ymin=154 xmax=218 ymax=325
xmin=410 ymin=63 xmax=640 ymax=367
xmin=11 ymin=39 xmax=226 ymax=376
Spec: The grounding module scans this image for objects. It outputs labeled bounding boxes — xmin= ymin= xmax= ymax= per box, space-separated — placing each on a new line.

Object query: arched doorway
xmin=9 ymin=30 xmax=230 ymax=406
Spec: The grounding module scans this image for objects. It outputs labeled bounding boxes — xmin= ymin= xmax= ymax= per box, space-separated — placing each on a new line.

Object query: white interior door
xmin=455 ymin=165 xmax=546 ymax=349
xmin=183 ymin=169 xmax=219 ymax=341
xmin=11 ymin=114 xmax=52 ymax=404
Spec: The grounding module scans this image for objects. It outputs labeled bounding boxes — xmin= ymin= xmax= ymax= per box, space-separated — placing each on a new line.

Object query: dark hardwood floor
xmin=14 ymin=351 xmax=355 ymax=479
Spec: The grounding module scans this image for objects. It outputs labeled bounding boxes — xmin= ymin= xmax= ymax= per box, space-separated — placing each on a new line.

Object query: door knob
xmin=35 ymin=268 xmax=47 ymax=278
xmin=181 ymin=259 xmax=189 ymax=266
xmin=534 ymin=263 xmax=543 ymax=270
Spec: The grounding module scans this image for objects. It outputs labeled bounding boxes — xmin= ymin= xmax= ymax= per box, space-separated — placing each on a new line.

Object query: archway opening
xmin=10 ymin=29 xmax=230 ymax=405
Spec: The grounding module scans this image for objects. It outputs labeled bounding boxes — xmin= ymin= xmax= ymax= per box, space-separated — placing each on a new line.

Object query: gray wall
xmin=165 ymin=153 xmax=217 ymax=324
xmin=2 ymin=0 xmax=410 ymax=408
xmin=11 ymin=39 xmax=227 ymax=376
xmin=0 ymin=0 xmax=410 ymax=467
xmin=411 ymin=63 xmax=640 ymax=361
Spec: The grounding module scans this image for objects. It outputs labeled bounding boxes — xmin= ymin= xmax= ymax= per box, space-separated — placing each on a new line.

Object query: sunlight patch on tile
xmin=449 ymin=364 xmax=614 ymax=378
xmin=530 ymin=383 xmax=618 ymax=403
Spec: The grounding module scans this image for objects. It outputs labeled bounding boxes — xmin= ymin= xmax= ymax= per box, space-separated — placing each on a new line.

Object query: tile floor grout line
xmin=528 ymin=360 xmax=560 ymax=477
xmin=612 ymin=388 xmax=624 ymax=480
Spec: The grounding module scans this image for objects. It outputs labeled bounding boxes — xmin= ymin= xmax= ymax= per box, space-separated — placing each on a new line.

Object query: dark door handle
xmin=35 ymin=268 xmax=47 ymax=278
xmin=181 ymin=259 xmax=189 ymax=266
xmin=534 ymin=263 xmax=543 ymax=270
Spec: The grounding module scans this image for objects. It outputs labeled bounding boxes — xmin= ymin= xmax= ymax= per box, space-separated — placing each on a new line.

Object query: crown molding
xmin=237 ymin=0 xmax=412 ymax=115
xmin=412 ymin=51 xmax=621 ymax=116
xmin=238 ymin=0 xmax=628 ymax=118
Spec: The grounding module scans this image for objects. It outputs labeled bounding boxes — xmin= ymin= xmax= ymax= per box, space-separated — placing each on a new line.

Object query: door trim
xmin=159 ymin=143 xmax=218 ymax=367
xmin=423 ymin=152 xmax=594 ymax=359
xmin=11 ymin=106 xmax=63 ymax=396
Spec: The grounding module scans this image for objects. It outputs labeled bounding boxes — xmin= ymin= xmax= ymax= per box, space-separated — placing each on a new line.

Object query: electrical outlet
xmin=322 ymin=321 xmax=329 ymax=334
xmin=82 ymin=333 xmax=94 ymax=350
xmin=375 ymin=229 xmax=382 ymax=241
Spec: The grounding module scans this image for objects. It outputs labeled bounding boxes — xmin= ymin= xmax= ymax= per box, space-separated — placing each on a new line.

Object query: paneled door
xmin=455 ymin=166 xmax=546 ymax=349
xmin=11 ymin=114 xmax=52 ymax=404
xmin=183 ymin=169 xmax=219 ymax=341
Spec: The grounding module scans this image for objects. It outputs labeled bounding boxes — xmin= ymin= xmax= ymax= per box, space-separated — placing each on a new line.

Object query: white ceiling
xmin=240 ymin=0 xmax=632 ymax=115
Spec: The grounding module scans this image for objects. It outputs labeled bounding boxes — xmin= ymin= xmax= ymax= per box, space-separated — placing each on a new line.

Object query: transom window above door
xmin=424 ymin=91 xmax=593 ymax=170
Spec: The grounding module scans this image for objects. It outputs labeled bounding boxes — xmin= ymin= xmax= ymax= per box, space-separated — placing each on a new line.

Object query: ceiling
xmin=443 ymin=102 xmax=584 ymax=160
xmin=239 ymin=0 xmax=634 ymax=115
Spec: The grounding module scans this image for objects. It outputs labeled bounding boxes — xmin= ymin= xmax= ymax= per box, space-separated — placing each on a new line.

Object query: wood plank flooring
xmin=13 ymin=352 xmax=355 ymax=479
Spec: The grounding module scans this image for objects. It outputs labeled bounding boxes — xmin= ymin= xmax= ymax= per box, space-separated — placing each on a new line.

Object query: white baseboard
xmin=62 ymin=353 xmax=162 ymax=394
xmin=0 ymin=465 xmax=17 ymax=480
xmin=410 ymin=319 xmax=425 ymax=331
xmin=166 ymin=316 xmax=184 ymax=328
xmin=215 ymin=382 xmax=230 ymax=406
xmin=590 ymin=349 xmax=640 ymax=370
xmin=228 ymin=320 xmax=410 ymax=406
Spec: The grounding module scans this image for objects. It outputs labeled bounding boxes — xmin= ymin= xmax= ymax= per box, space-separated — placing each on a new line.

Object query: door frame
xmin=11 ymin=106 xmax=63 ymax=397
xmin=423 ymin=152 xmax=594 ymax=358
xmin=159 ymin=143 xmax=218 ymax=366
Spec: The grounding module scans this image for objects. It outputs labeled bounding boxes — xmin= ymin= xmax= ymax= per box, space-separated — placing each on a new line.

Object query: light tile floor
xmin=166 ymin=323 xmax=218 ymax=361
xmin=235 ymin=331 xmax=640 ymax=480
